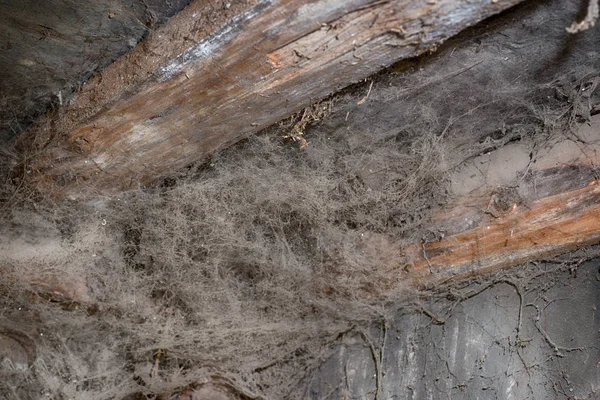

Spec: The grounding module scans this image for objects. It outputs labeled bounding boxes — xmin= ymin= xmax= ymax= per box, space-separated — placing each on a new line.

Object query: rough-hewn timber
xmin=19 ymin=0 xmax=523 ymax=200
xmin=10 ymin=136 xmax=600 ymax=304
xmin=0 ymin=0 xmax=195 ymax=142
xmin=403 ymin=179 xmax=600 ymax=287
xmin=400 ymin=137 xmax=600 ymax=287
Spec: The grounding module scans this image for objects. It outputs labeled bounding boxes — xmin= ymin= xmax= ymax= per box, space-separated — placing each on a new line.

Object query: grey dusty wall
xmin=304 ymin=255 xmax=600 ymax=399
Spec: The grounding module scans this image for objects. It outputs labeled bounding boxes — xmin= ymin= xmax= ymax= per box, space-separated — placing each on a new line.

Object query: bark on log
xmin=18 ymin=0 xmax=523 ymax=200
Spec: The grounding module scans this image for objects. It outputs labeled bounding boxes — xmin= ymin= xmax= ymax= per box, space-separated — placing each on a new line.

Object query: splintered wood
xmin=19 ymin=0 xmax=523 ymax=199
xmin=402 ymin=181 xmax=600 ymax=287
xmin=21 ymin=0 xmax=597 ymax=290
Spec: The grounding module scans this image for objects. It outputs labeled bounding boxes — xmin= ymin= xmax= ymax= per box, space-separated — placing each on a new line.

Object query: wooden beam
xmin=397 ymin=133 xmax=600 ymax=288
xmin=0 ymin=264 xmax=91 ymax=305
xmin=402 ymin=179 xmax=600 ymax=287
xmin=18 ymin=0 xmax=523 ymax=199
xmin=8 ymin=132 xmax=600 ymax=305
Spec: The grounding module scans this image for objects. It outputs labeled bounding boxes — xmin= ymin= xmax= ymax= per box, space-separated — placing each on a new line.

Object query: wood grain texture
xmin=402 ymin=180 xmax=600 ymax=287
xmin=19 ymin=0 xmax=524 ymax=199
xmin=398 ymin=131 xmax=600 ymax=287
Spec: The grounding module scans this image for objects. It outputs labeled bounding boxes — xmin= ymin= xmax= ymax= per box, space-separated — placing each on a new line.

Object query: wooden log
xmin=399 ymin=131 xmax=600 ymax=288
xmin=402 ymin=180 xmax=600 ymax=287
xmin=9 ymin=132 xmax=600 ymax=305
xmin=18 ymin=0 xmax=524 ymax=200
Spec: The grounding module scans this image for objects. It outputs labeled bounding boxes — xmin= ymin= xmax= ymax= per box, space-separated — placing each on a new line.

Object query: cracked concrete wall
xmin=305 ymin=256 xmax=600 ymax=399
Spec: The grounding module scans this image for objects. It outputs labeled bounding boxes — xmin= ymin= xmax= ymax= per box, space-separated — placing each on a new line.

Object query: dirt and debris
xmin=281 ymin=100 xmax=335 ymax=149
xmin=0 ymin=0 xmax=600 ymax=399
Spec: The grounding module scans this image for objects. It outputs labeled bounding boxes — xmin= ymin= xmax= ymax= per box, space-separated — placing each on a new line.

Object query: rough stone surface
xmin=305 ymin=256 xmax=600 ymax=399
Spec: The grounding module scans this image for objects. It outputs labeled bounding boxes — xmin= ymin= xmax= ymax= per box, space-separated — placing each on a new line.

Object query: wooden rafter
xmin=13 ymin=0 xmax=600 ymax=301
xmin=18 ymin=0 xmax=524 ymax=200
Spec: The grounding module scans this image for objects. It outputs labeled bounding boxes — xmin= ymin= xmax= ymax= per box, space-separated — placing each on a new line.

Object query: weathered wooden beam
xmin=402 ymin=180 xmax=600 ymax=287
xmin=8 ymin=138 xmax=600 ymax=306
xmin=0 ymin=264 xmax=92 ymax=305
xmin=19 ymin=0 xmax=524 ymax=199
xmin=398 ymin=133 xmax=600 ymax=288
